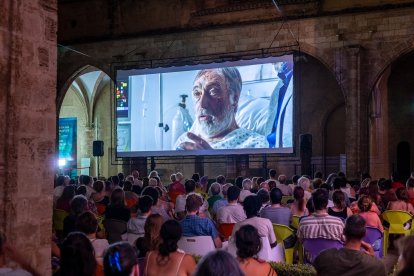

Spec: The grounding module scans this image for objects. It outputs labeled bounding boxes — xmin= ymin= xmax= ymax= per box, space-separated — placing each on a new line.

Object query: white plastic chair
xmin=226 ymin=236 xmax=283 ymax=262
xmin=127 ymin=233 xmax=143 ymax=245
xmin=178 ymin=236 xmax=216 ymax=256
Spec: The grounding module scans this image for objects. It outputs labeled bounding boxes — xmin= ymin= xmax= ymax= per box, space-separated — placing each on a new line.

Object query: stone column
xmin=0 ymin=0 xmax=57 ymax=274
xmin=341 ymin=46 xmax=370 ymax=178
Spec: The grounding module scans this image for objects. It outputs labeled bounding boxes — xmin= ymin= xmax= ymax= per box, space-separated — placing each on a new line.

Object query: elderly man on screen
xmin=173 ymin=67 xmax=268 ymax=150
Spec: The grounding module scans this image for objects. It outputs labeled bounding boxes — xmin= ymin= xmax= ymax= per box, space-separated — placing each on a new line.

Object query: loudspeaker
xmin=93 ymin=140 xmax=104 ymax=156
xmin=300 ymin=134 xmax=312 ymax=176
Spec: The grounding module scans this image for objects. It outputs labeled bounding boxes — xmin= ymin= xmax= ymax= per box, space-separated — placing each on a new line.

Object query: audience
xmin=63 ymin=195 xmax=88 ymax=238
xmin=175 ymin=179 xmax=209 ymax=220
xmin=260 ymin=188 xmax=291 ymax=226
xmin=207 ymin=183 xmax=222 ymax=210
xmin=55 ymin=232 xmax=96 ymax=276
xmin=277 ymin=174 xmax=292 ymax=196
xmin=235 ymin=225 xmax=277 ymax=276
xmin=212 ymin=183 xmax=232 ymax=215
xmin=328 ymin=191 xmax=352 ymax=220
xmin=387 ymin=187 xmax=414 ymax=214
xmin=194 ymin=250 xmax=244 ymax=276
xmin=297 ymin=188 xmax=344 ymax=242
xmin=357 ymin=195 xmax=384 ymax=231
xmin=105 ymin=188 xmax=130 ymax=222
xmin=314 ymin=215 xmax=386 ymax=276
xmin=145 ymin=220 xmax=196 ymax=276
xmin=76 ymin=211 xmax=109 ymax=266
xmin=239 ymin=178 xmax=254 ymax=203
xmin=290 ymin=186 xmax=309 ymax=216
xmin=135 ymin=214 xmax=163 ymax=258
xmin=123 ymin=181 xmax=139 ymax=209
xmin=104 ymin=241 xmax=140 ymax=276
xmin=127 ymin=195 xmax=153 ymax=237
xmin=216 ymin=186 xmax=246 ymax=223
xmin=180 ymin=194 xmax=222 ymax=248
xmin=298 ymin=176 xmax=312 ymax=200
xmin=232 ymin=195 xmax=277 ymax=248
xmin=56 ymin=185 xmax=76 ymax=213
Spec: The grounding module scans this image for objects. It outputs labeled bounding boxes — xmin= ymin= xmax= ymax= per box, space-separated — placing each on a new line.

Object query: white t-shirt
xmin=232 ymin=216 xmax=276 ymax=244
xmin=216 ymin=203 xmax=246 ymax=224
xmin=90 ymin=238 xmax=109 ymax=265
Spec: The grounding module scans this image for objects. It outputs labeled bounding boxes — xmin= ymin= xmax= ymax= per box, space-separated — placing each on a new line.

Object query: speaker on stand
xmin=93 ymin=140 xmax=104 ymax=177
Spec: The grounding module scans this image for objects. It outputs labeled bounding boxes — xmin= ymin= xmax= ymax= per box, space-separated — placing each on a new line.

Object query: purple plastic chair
xmin=302 ymin=238 xmax=344 ymax=263
xmin=363 ymin=226 xmax=383 ymax=258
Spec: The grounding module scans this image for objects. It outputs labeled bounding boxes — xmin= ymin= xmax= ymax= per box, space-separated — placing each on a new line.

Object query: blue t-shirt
xmin=180 ymin=215 xmax=218 ymax=240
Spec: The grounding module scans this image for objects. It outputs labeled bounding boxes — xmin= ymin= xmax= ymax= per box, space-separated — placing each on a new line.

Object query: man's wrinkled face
xmin=192 ymin=70 xmax=234 ymax=138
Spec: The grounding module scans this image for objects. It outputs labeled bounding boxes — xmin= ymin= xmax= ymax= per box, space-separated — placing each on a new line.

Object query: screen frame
xmin=111 ymin=50 xmax=298 ymax=160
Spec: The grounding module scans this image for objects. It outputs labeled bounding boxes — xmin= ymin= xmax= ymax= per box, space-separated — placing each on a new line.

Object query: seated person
xmin=56 ymin=232 xmax=96 ymax=276
xmin=174 ymin=67 xmax=267 ymax=150
xmin=104 ymin=242 xmax=139 ymax=276
xmin=127 ymin=195 xmax=153 ymax=237
xmin=277 ymin=174 xmax=292 ymax=196
xmin=397 ymin=235 xmax=414 ymax=276
xmin=104 ymin=188 xmax=130 ymax=222
xmin=290 ymin=186 xmax=309 ymax=217
xmin=239 ymin=178 xmax=254 ymax=203
xmin=135 ymin=214 xmax=163 ymax=258
xmin=180 ymin=194 xmax=222 ymax=248
xmin=63 ymin=195 xmax=88 ymax=238
xmin=216 ymin=186 xmax=246 ymax=224
xmin=141 ymin=186 xmax=171 ymax=222
xmin=145 ymin=220 xmax=196 ymax=276
xmin=387 ymin=187 xmax=414 ymax=214
xmin=328 ymin=191 xmax=353 ymax=220
xmin=297 ymin=188 xmax=345 ymax=242
xmin=123 ymin=181 xmax=139 ymax=209
xmin=231 ymin=195 xmax=277 ymax=248
xmin=194 ymin=250 xmax=244 ymax=276
xmin=175 ymin=180 xmax=209 ymax=220
xmin=207 ymin=183 xmax=222 ymax=211
xmin=76 ymin=211 xmax=109 ymax=267
xmin=314 ymin=215 xmax=386 ymax=276
xmin=260 ymin=188 xmax=292 ymax=226
xmin=235 ymin=225 xmax=277 ymax=276
xmin=358 ymin=196 xmax=383 ymax=232
xmin=257 ymin=188 xmax=271 ymax=211
xmin=212 ymin=184 xmax=232 ymax=215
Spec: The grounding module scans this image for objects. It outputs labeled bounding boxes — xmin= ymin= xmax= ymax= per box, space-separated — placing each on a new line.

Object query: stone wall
xmin=0 ymin=0 xmax=57 ymax=273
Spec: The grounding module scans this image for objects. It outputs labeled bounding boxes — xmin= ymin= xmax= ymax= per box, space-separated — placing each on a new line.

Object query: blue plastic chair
xmin=302 ymin=238 xmax=344 ymax=264
xmin=363 ymin=226 xmax=383 ymax=258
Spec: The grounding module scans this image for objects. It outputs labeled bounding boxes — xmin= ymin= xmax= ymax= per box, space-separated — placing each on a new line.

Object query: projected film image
xmin=116 ymin=55 xmax=294 ymax=157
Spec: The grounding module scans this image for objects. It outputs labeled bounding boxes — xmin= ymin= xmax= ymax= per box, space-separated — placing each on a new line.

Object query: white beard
xmin=196 ymin=106 xmax=234 ymax=138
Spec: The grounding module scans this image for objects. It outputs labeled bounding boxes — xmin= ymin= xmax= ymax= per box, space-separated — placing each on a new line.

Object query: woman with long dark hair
xmin=398 ymin=235 xmax=414 ymax=276
xmin=144 ymin=220 xmax=196 ymax=276
xmin=290 ymin=186 xmax=308 ymax=216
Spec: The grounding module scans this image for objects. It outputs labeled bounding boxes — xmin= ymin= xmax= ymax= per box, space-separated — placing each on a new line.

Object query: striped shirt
xmin=297 ymin=213 xmax=345 ymax=242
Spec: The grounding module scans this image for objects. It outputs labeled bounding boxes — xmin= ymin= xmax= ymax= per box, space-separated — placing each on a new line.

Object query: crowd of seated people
xmin=49 ymin=169 xmax=414 ymax=276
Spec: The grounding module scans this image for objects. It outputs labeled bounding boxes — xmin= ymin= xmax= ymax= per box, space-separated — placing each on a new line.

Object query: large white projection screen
xmin=115 ymin=56 xmax=293 ymax=157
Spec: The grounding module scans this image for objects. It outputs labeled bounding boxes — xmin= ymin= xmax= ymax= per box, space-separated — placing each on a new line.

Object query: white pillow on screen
xmin=235 ymin=80 xmax=283 ymax=137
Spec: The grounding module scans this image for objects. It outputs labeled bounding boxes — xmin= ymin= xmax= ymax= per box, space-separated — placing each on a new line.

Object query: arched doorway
xmin=370 ymin=52 xmax=414 ymax=180
xmin=58 ymin=66 xmax=119 ymax=178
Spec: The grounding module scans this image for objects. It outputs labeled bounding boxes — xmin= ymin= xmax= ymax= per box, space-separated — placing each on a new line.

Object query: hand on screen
xmin=178 ymin=132 xmax=213 ymax=150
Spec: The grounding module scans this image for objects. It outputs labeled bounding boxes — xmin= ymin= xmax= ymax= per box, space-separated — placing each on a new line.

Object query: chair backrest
xmin=382 ymin=210 xmax=413 ymax=233
xmin=281 ymin=196 xmax=293 ymax=205
xmin=53 ymin=209 xmax=69 ymax=231
xmin=273 ymin=224 xmax=295 ymax=245
xmin=363 ymin=226 xmax=383 ymax=258
xmin=302 ymin=238 xmax=343 ymax=263
xmin=290 ymin=215 xmax=301 ymax=229
xmin=218 ymin=223 xmax=235 ymax=240
xmin=178 ymin=236 xmax=215 ymax=256
xmin=257 ymin=236 xmax=273 ymax=261
xmin=103 ymin=219 xmax=127 ymax=244
xmin=127 ymin=233 xmax=143 ymax=245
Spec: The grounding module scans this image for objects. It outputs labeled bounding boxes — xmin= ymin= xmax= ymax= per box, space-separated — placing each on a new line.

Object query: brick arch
xmin=369 ymin=37 xmax=414 ymax=94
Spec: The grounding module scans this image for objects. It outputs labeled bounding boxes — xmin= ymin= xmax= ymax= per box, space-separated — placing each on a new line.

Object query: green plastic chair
xmin=291 ymin=215 xmax=300 ymax=230
xmin=381 ymin=210 xmax=413 ymax=256
xmin=273 ymin=223 xmax=296 ymax=264
xmin=281 ymin=196 xmax=293 ymax=205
